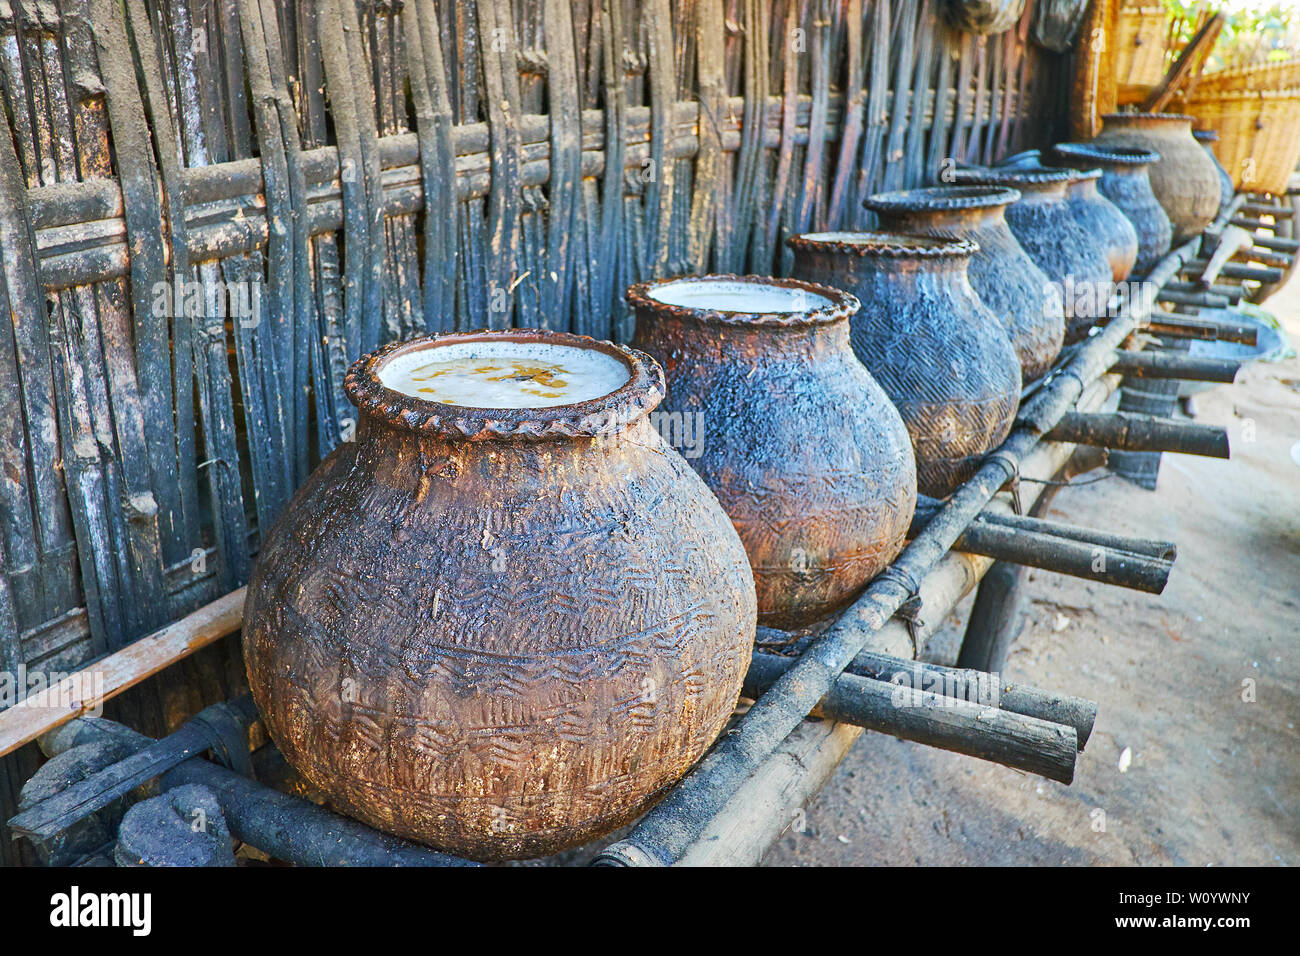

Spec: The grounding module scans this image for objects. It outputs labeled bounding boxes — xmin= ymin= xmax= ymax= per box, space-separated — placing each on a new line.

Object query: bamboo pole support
xmin=1046 ymin=411 xmax=1231 ymax=458
xmin=741 ymin=653 xmax=1079 ymax=784
xmin=30 ymin=715 xmax=476 ymax=867
xmin=593 ymin=237 xmax=1201 ymax=868
xmin=1109 ymin=351 xmax=1241 ymax=383
xmin=1148 ymin=314 xmax=1257 ymax=346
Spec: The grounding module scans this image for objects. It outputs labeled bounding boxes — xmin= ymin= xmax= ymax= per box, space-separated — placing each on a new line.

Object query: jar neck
xmin=876 ymin=204 xmax=1008 ymax=236
xmin=633 ymin=312 xmax=851 ymax=364
xmin=794 ymin=249 xmax=972 ymax=297
xmin=1012 ymin=181 xmax=1069 ymax=207
xmin=1067 ymin=178 xmax=1100 ymax=200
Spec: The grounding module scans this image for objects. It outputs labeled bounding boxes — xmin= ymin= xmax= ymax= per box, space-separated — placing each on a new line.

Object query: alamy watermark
xmin=151 ymin=276 xmax=263 ymax=328
xmin=0 ymin=665 xmax=104 ymax=714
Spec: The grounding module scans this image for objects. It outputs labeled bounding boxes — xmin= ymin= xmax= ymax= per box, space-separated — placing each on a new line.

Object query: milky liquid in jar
xmin=646 ymin=277 xmax=834 ymax=314
xmin=378 ymin=340 xmax=630 ymax=409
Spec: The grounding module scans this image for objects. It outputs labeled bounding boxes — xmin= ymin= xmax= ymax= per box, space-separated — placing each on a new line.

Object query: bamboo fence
xmin=0 ymin=0 xmax=1065 ymax=864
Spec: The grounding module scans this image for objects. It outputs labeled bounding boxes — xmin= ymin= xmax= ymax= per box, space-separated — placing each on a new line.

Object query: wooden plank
xmin=542 ymin=0 xmax=583 ymax=326
xmin=591 ymin=0 xmax=626 ymax=337
xmin=473 ymin=0 xmax=523 ymax=330
xmin=294 ymin=0 xmax=350 ymax=448
xmin=825 ymin=0 xmax=863 ymax=228
xmin=61 ymin=1 xmax=170 ymax=635
xmin=687 ymin=0 xmax=727 ymax=269
xmin=880 ymin=0 xmax=917 ymax=193
xmin=90 ymin=0 xmax=187 ymax=567
xmin=856 ymin=0 xmax=889 ymax=224
xmin=317 ymin=0 xmax=377 ymax=356
xmin=253 ymin=0 xmax=316 ymax=485
xmin=403 ymin=0 xmax=459 ymax=333
xmin=643 ymin=0 xmax=677 ymax=277
xmin=796 ymin=0 xmax=835 ymax=249
xmin=0 ymin=588 xmax=245 ymax=760
xmin=902 ymin=0 xmax=936 ymax=187
xmin=170 ymin=0 xmax=254 ymax=593
xmin=729 ymin=0 xmax=769 ymax=271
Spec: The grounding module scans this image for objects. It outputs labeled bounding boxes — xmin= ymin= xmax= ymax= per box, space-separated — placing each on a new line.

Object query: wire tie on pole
xmin=984 ymin=451 xmax=1022 ymax=515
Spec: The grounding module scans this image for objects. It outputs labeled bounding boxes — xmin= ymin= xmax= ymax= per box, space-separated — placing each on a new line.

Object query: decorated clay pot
xmin=954 ymin=166 xmax=1114 ymax=344
xmin=1052 ymin=142 xmax=1173 ymax=276
xmin=787 ymin=233 xmax=1021 ymax=498
xmin=1093 ymin=113 xmax=1221 ymax=243
xmin=627 ymin=275 xmax=917 ymax=630
xmin=863 ymin=185 xmax=1064 ymax=382
xmin=992 ymin=154 xmax=1137 ymax=280
xmin=242 ymin=329 xmax=757 ymax=861
xmin=1193 ymin=129 xmax=1235 ymax=215
xmin=1062 ymin=167 xmax=1139 ymax=282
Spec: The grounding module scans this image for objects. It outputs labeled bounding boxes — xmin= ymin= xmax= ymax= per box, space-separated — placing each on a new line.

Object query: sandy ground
xmin=764 ymin=279 xmax=1300 ymax=867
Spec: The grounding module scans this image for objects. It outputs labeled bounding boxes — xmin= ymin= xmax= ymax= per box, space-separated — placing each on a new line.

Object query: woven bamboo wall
xmin=0 ymin=0 xmax=1068 ymax=862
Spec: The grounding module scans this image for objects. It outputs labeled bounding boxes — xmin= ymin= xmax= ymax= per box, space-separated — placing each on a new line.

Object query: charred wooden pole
xmin=740 ymin=653 xmax=1079 ymax=784
xmin=1146 ymin=314 xmax=1257 ymax=346
xmin=25 ymin=715 xmax=476 ymax=867
xmin=1156 ymin=289 xmax=1230 ymax=309
xmin=950 ymin=520 xmax=1172 ymax=594
xmin=910 ymin=495 xmax=1178 ymax=594
xmin=1159 ymin=280 xmax=1242 ymax=303
xmin=913 ymin=495 xmax=1176 ymax=562
xmin=1109 ymin=351 xmax=1241 ymax=383
xmin=593 ymin=239 xmax=1201 ymax=867
xmin=959 ymin=446 xmax=1107 ymax=672
xmin=1046 ymin=411 xmax=1231 ymax=458
xmin=843 ymin=650 xmax=1098 ymax=750
xmin=1185 ymin=259 xmax=1285 ymax=284
xmin=9 ymin=697 xmax=259 ymax=844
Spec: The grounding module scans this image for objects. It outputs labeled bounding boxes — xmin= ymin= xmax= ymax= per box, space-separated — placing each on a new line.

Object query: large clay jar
xmin=242 ymin=329 xmax=757 ymax=861
xmin=787 ymin=233 xmax=1021 ymax=499
xmin=955 ymin=167 xmax=1114 ymax=345
xmin=1052 ymin=143 xmax=1172 ymax=276
xmin=627 ymin=275 xmax=917 ymax=630
xmin=863 ymin=185 xmax=1064 ymax=382
xmin=1061 ymin=168 xmax=1139 ymax=282
xmin=994 ymin=153 xmax=1139 ymax=280
xmin=1092 ymin=113 xmax=1220 ymax=243
xmin=1193 ymin=129 xmax=1235 ymax=215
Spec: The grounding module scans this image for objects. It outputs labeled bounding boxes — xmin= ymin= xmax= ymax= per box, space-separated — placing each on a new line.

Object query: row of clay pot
xmin=243 ymin=252 xmax=1020 ymax=860
xmin=240 ymin=118 xmax=1226 ymax=861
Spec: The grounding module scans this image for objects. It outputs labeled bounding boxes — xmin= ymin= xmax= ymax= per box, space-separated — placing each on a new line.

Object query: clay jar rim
xmin=863 ymin=185 xmax=1022 ymax=215
xmin=343 ymin=328 xmax=665 ymax=442
xmin=1099 ymin=111 xmax=1196 ymax=126
xmin=786 ymin=230 xmax=979 ymax=260
xmin=950 ymin=166 xmax=1076 ymax=190
xmin=625 ymin=273 xmax=860 ymax=328
xmin=1053 ymin=142 xmax=1162 ymax=168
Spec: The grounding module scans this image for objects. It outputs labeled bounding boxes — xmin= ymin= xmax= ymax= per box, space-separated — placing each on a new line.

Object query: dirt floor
xmin=765 ymin=280 xmax=1300 ymax=867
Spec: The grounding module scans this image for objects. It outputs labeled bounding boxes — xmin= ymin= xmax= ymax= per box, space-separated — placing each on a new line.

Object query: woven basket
xmin=1178 ymin=89 xmax=1300 ymax=194
xmin=1113 ymin=3 xmax=1170 ymax=89
xmin=1193 ymin=59 xmax=1300 ymax=95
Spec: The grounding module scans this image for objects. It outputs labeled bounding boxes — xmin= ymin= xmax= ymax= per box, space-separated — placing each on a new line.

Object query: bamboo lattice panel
xmin=0 ymin=0 xmax=1065 ymax=863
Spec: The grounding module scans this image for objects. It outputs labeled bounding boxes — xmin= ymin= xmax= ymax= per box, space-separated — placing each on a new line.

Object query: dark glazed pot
xmin=242 ymin=330 xmax=757 ymax=861
xmin=787 ymin=233 xmax=1022 ymax=499
xmin=1193 ymin=129 xmax=1235 ymax=215
xmin=994 ymin=154 xmax=1137 ymax=280
xmin=1061 ymin=168 xmax=1138 ymax=283
xmin=1052 ymin=143 xmax=1172 ymax=276
xmin=627 ymin=275 xmax=917 ymax=630
xmin=1093 ymin=113 xmax=1221 ymax=243
xmin=954 ymin=167 xmax=1114 ymax=344
xmin=863 ymin=185 xmax=1064 ymax=382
